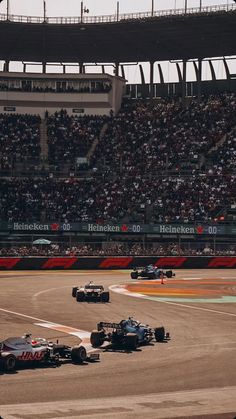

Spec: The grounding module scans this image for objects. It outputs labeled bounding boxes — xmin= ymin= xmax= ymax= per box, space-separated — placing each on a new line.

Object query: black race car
xmin=130 ymin=265 xmax=175 ymax=279
xmin=130 ymin=264 xmax=175 ymax=280
xmin=90 ymin=317 xmax=169 ymax=350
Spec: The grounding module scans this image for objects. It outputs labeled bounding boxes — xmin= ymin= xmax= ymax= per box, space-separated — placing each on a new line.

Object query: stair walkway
xmin=199 ymin=125 xmax=236 ymax=169
xmin=86 ymin=123 xmax=108 ymax=162
xmin=40 ymin=118 xmax=48 ymax=162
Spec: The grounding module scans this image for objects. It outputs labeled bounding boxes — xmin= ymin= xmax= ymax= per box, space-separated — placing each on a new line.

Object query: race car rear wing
xmin=97 ymin=322 xmax=122 ymax=330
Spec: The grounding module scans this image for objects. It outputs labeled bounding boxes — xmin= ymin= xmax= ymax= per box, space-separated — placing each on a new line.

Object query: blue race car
xmin=90 ymin=317 xmax=169 ymax=350
xmin=130 ymin=264 xmax=175 ymax=280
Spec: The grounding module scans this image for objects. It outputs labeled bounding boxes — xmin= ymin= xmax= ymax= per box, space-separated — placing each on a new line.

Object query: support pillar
xmin=139 ymin=64 xmax=145 ymax=85
xmin=114 ymin=62 xmax=119 ymax=77
xmin=182 ymin=60 xmax=187 ymax=105
xmin=79 ymin=62 xmax=84 ymax=74
xmin=4 ymin=60 xmax=9 ymax=72
xmin=197 ymin=58 xmax=202 ymax=103
xmin=150 ymin=61 xmax=154 ymax=100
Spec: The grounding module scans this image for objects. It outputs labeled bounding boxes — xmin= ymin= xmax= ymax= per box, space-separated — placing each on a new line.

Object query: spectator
xmin=47 ymin=110 xmax=108 ymax=164
xmin=0 ymin=113 xmax=41 ymax=172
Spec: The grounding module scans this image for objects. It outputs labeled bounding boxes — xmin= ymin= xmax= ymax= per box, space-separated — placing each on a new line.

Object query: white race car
xmin=0 ymin=333 xmax=100 ymax=372
xmin=72 ymin=282 xmax=110 ymax=303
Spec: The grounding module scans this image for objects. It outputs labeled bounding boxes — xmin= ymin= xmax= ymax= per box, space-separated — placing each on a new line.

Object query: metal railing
xmin=0 ymin=3 xmax=235 ymax=25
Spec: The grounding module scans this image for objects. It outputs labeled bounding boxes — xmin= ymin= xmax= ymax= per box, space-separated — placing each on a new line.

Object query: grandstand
xmin=0 ymin=3 xmax=236 ymax=256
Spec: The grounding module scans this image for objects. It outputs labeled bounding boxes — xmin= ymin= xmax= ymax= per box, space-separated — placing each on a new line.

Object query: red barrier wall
xmin=1 ymin=256 xmax=236 ymax=269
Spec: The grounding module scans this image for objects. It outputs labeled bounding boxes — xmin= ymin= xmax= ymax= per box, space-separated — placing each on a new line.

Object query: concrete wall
xmin=0 ymin=256 xmax=235 ymax=270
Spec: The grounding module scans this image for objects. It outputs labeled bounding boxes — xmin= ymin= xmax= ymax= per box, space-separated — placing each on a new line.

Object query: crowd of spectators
xmin=0 ymin=94 xmax=236 ymax=224
xmin=0 ymin=80 xmax=112 ymax=94
xmin=47 ymin=110 xmax=108 ymax=163
xmin=0 ymin=113 xmax=41 ymax=172
xmin=206 ymin=131 xmax=236 ymax=171
xmin=1 ymin=242 xmax=235 ymax=256
xmin=1 ymin=172 xmax=235 ymax=223
xmin=91 ymin=93 xmax=236 ymax=175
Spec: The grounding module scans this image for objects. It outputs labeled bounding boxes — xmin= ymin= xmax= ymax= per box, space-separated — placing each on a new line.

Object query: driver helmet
xmin=22 ymin=333 xmax=32 ymax=343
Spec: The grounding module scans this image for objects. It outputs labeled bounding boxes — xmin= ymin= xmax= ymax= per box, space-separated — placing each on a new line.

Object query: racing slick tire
xmin=131 ymin=271 xmax=138 ymax=279
xmin=101 ymin=291 xmax=110 ymax=303
xmin=76 ymin=291 xmax=85 ymax=302
xmin=155 ymin=327 xmax=165 ymax=342
xmin=125 ymin=333 xmax=138 ymax=350
xmin=71 ymin=345 xmax=87 ymax=364
xmin=0 ymin=353 xmax=17 ymax=372
xmin=165 ymin=270 xmax=173 ymax=278
xmin=72 ymin=287 xmax=78 ymax=297
xmin=90 ymin=330 xmax=104 ymax=347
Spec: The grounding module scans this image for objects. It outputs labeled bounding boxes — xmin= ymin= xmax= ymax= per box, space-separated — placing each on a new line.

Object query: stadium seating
xmin=47 ymin=110 xmax=108 ymax=164
xmin=0 ymin=93 xmax=236 ymax=227
xmin=0 ymin=113 xmax=41 ymax=173
xmin=91 ymin=93 xmax=236 ymax=175
xmin=1 ymin=242 xmax=235 ymax=256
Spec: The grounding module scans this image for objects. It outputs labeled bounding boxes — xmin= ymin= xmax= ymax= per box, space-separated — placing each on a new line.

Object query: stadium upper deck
xmin=0 ymin=3 xmax=235 ymax=63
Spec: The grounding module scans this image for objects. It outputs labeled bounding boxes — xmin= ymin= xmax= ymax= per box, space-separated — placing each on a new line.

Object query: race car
xmin=130 ymin=264 xmax=175 ymax=280
xmin=0 ymin=333 xmax=100 ymax=372
xmin=72 ymin=282 xmax=110 ymax=303
xmin=90 ymin=317 xmax=169 ymax=350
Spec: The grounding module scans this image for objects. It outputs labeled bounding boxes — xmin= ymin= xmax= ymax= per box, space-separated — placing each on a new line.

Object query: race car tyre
xmin=101 ymin=292 xmax=110 ymax=303
xmin=131 ymin=271 xmax=138 ymax=279
xmin=1 ymin=353 xmax=17 ymax=372
xmin=90 ymin=330 xmax=104 ymax=347
xmin=71 ymin=345 xmax=87 ymax=364
xmin=125 ymin=333 xmax=138 ymax=350
xmin=76 ymin=291 xmax=85 ymax=302
xmin=72 ymin=287 xmax=78 ymax=297
xmin=155 ymin=327 xmax=165 ymax=342
xmin=166 ymin=270 xmax=173 ymax=278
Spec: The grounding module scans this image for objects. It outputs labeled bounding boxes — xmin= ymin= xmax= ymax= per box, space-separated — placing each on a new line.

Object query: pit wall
xmin=1 ymin=256 xmax=236 ymax=270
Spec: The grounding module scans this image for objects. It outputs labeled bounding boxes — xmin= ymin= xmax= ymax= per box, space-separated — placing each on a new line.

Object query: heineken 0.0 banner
xmin=0 ymin=221 xmax=235 ymax=236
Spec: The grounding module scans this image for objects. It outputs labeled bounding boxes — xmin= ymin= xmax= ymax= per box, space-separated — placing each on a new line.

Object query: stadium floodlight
xmin=151 ymin=0 xmax=154 ymax=17
xmin=185 ymin=0 xmax=188 ymax=13
xmin=81 ymin=1 xmax=89 ymax=23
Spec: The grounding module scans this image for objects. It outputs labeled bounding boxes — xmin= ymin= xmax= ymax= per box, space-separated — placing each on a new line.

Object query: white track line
xmin=1 ymin=386 xmax=236 ymax=419
xmin=110 ymin=285 xmax=236 ymax=317
xmin=0 ymin=307 xmax=96 ymax=352
xmin=35 ymin=322 xmax=90 ymax=341
xmin=0 ymin=307 xmax=51 ymax=323
xmin=32 ymin=286 xmax=71 ymax=302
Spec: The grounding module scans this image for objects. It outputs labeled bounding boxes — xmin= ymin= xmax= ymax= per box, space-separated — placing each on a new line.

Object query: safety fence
xmin=0 ymin=3 xmax=235 ymax=25
xmin=0 ymin=256 xmax=236 ymax=270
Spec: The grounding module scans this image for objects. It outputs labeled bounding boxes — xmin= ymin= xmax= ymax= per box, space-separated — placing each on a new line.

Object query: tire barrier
xmin=1 ymin=256 xmax=236 ymax=270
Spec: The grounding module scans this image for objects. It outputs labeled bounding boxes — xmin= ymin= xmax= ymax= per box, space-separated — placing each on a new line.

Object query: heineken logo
xmin=88 ymin=224 xmax=129 ymax=233
xmin=13 ymin=222 xmax=50 ymax=231
xmin=196 ymin=225 xmax=204 ymax=234
xmin=159 ymin=225 xmax=195 ymax=234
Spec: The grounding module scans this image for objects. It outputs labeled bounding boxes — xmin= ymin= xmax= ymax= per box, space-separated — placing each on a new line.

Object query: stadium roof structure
xmin=0 ymin=4 xmax=235 ymax=64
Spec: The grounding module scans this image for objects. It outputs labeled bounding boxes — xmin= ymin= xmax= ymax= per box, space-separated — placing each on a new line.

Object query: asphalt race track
xmin=0 ymin=269 xmax=236 ymax=419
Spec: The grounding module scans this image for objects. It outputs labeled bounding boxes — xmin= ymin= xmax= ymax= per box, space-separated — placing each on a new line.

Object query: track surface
xmin=0 ymin=269 xmax=236 ymax=419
